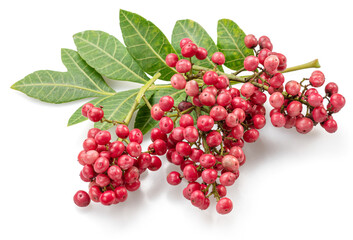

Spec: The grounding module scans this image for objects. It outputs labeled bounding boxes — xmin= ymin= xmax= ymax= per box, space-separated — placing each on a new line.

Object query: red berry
xmin=113 ymin=186 xmax=128 ymax=202
xmin=94 ymin=130 xmax=111 ymax=145
xmin=185 ymin=80 xmax=200 ymax=97
xmin=214 ymin=75 xmax=229 ymax=89
xmin=81 ymin=103 xmax=94 ymax=117
xmin=183 ymin=126 xmax=199 ymax=143
xmin=73 ymin=190 xmax=90 ymax=207
xmin=285 ymin=81 xmax=301 ymax=96
xmin=322 ymin=118 xmax=338 ymax=133
xmin=93 ymin=156 xmax=110 ymax=173
xmin=199 ymin=154 xmax=216 ymax=168
xmin=307 ymin=93 xmax=323 ymax=107
xmin=171 ymin=73 xmax=187 ymax=89
xmin=115 ymin=124 xmax=129 ymax=139
xmin=99 ymin=190 xmax=116 ymax=206
xmin=178 ymin=101 xmax=193 ymax=113
xmin=126 ymin=142 xmax=142 ymax=157
xmin=125 ymin=180 xmax=141 ymax=192
xmin=264 ymin=55 xmax=279 ymax=75
xmin=167 ymin=171 xmax=182 ymax=185
xmin=124 ymin=166 xmax=140 ymax=184
xmin=206 ymin=131 xmax=222 ymax=147
xmin=87 ymin=128 xmax=100 ymax=138
xmin=183 ymin=164 xmax=198 ymax=182
xmin=151 ymin=104 xmax=165 ymax=121
xmin=117 ymin=154 xmax=134 ymax=170
xmin=150 ymin=128 xmax=167 ymax=142
xmin=216 ymin=197 xmax=233 ymax=214
xmin=165 ymin=53 xmax=179 ymax=67
xmin=271 ymin=112 xmax=286 ymax=127
xmin=231 ymin=124 xmax=244 ymax=139
xmin=96 ymin=173 xmax=110 ymax=187
xmin=220 ymin=172 xmax=238 ymax=186
xmin=83 ymin=138 xmax=97 ymax=151
xmin=225 ymin=113 xmax=238 ymax=128
xmin=203 ymin=71 xmax=218 ymax=85
xmin=148 ymin=156 xmax=162 ymax=171
xmin=87 ymin=107 xmax=104 ymax=122
xmin=175 ymin=59 xmax=192 ymax=73
xmin=210 ymin=106 xmax=228 ymax=121
xmin=312 ymin=106 xmax=328 ymax=123
xmin=325 ymin=82 xmax=338 ymax=97
xmin=181 ymin=42 xmax=198 ymax=58
xmin=109 ymin=141 xmax=125 ymax=158
xmin=129 ymin=129 xmax=143 ymax=144
xmin=244 ymin=56 xmax=259 ymax=71
xmin=84 ymin=150 xmax=99 ymax=165
xmin=309 ymin=71 xmax=325 ymax=87
xmin=88 ymin=186 xmax=102 ymax=203
xmin=252 ymin=114 xmax=266 ymax=129
xmin=269 ymin=92 xmax=284 ymax=109
xmin=176 ymin=142 xmax=192 ymax=157
xmin=269 ymin=73 xmax=285 ymax=88
xmin=259 ymin=39 xmax=273 ymax=51
xmin=183 ymin=182 xmax=201 ymax=200
xmin=159 ymin=96 xmax=174 ymax=111
xmin=222 ymin=155 xmax=239 ymax=172
xmin=241 ymin=82 xmax=256 ymax=98
xmin=107 ymin=165 xmax=123 ymax=182
xmin=197 ymin=115 xmax=214 ymax=132
xmin=82 ymin=164 xmax=95 ymax=179
xmin=190 ymin=190 xmax=206 ymax=208
xmin=258 ymin=48 xmax=272 ymax=65
xmin=201 ymin=169 xmax=218 ymax=184
xmin=195 ymin=47 xmax=208 ymax=60
xmin=216 ymin=185 xmax=227 ymax=198
xmin=295 ymin=117 xmax=314 ymax=134
xmin=211 ymin=52 xmax=225 ymax=65
xmin=153 ymin=139 xmax=167 ymax=155
xmin=199 ymin=91 xmax=216 ymax=106
xmin=159 ymin=117 xmax=174 ymax=134
xmin=190 ymin=148 xmax=203 ymax=162
xmin=287 ymin=101 xmax=303 ymax=117
xmin=330 ymin=93 xmax=345 ymax=111
xmin=180 ymin=38 xmax=192 ymax=48
xmin=179 ymin=114 xmax=194 ymax=128
xmin=244 ymin=34 xmax=258 ymax=48
xmin=243 ymin=129 xmax=260 ymax=143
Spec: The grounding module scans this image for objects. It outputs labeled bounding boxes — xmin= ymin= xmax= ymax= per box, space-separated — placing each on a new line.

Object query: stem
xmin=142 ymin=95 xmax=152 ymax=110
xmin=280 ymin=59 xmax=321 ymax=73
xmin=124 ymin=72 xmax=161 ymax=125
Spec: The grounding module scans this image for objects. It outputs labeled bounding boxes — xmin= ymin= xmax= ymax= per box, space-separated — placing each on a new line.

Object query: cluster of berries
xmin=73 ymin=103 xmax=162 ymax=207
xmin=146 ymin=37 xmax=271 ymax=215
xmin=243 ymin=34 xmax=345 ymax=133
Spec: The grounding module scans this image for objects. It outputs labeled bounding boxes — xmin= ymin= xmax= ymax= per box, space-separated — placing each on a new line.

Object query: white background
xmin=1 ymin=0 xmax=353 ymax=239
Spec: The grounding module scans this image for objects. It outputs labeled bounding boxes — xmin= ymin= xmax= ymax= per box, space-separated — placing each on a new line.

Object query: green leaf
xmin=11 ymin=49 xmax=115 ymax=104
xmin=119 ymin=9 xmax=178 ymax=81
xmin=73 ymin=30 xmax=149 ymax=84
xmin=68 ymin=89 xmax=154 ymax=128
xmin=217 ymin=19 xmax=253 ymax=71
xmin=134 ymin=86 xmax=186 ymax=134
xmin=172 ymin=19 xmax=223 ymax=71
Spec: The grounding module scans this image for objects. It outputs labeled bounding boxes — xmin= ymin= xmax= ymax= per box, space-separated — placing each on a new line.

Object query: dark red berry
xmin=73 ymin=190 xmax=90 ymax=207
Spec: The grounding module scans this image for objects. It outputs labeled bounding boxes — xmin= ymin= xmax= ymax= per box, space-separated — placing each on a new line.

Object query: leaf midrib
xmin=13 ymin=82 xmax=115 ymax=96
